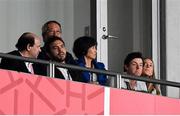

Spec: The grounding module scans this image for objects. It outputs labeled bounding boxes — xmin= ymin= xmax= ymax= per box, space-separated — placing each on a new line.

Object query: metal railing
xmin=0 ymin=52 xmax=180 ymax=89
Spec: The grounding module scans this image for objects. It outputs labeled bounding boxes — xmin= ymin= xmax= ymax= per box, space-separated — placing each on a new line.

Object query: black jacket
xmin=0 ymin=50 xmax=32 ymax=73
xmin=34 ymin=47 xmax=82 ymax=82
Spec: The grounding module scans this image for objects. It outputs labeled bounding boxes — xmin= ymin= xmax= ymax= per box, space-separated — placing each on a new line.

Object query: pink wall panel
xmin=0 ymin=69 xmax=104 ymax=115
xmin=155 ymin=95 xmax=180 ymax=114
xmin=110 ymin=88 xmax=155 ymax=115
xmin=110 ymin=88 xmax=180 ymax=115
xmin=0 ymin=69 xmax=180 ymax=115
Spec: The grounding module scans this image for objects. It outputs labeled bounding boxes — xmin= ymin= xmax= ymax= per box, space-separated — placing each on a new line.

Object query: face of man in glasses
xmin=125 ymin=58 xmax=143 ymax=76
xmin=43 ymin=22 xmax=62 ymax=43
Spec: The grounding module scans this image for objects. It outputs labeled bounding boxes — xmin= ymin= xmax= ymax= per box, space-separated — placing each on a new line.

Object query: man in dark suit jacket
xmin=0 ymin=32 xmax=41 ymax=74
xmin=35 ymin=36 xmax=82 ymax=82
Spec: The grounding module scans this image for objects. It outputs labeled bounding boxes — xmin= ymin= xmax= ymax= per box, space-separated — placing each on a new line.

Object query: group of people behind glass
xmin=0 ymin=20 xmax=160 ymax=95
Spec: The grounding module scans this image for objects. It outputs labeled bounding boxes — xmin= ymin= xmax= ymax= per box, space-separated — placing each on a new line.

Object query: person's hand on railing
xmin=148 ymin=83 xmax=161 ymax=95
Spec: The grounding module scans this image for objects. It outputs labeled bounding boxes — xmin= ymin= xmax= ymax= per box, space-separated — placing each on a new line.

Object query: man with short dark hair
xmin=37 ymin=36 xmax=81 ymax=81
xmin=121 ymin=52 xmax=147 ymax=92
xmin=0 ymin=32 xmax=41 ymax=74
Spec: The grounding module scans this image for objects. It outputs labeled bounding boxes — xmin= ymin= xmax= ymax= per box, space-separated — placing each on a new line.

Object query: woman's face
xmin=85 ymin=45 xmax=97 ymax=60
xmin=143 ymin=58 xmax=154 ymax=77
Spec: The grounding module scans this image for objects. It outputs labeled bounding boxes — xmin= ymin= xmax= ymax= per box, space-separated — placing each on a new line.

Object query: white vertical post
xmin=96 ymin=0 xmax=108 ymax=68
xmin=96 ymin=1 xmax=110 ymax=114
xmin=116 ymin=74 xmax=121 ymax=89
xmin=152 ymin=0 xmax=161 ymax=80
xmin=104 ymin=87 xmax=110 ymax=115
xmin=47 ymin=63 xmax=55 ymax=78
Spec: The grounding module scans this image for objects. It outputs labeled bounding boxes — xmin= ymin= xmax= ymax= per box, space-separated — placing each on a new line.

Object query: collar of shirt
xmin=25 ymin=62 xmax=34 ymax=74
xmin=19 ymin=51 xmax=34 ymax=74
xmin=57 ymin=67 xmax=72 ymax=80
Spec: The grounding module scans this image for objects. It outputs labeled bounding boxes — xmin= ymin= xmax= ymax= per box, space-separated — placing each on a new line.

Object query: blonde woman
xmin=142 ymin=58 xmax=161 ymax=95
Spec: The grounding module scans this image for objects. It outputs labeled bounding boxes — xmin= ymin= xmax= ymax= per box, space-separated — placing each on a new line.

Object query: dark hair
xmin=15 ymin=32 xmax=35 ymax=51
xmin=42 ymin=20 xmax=62 ymax=38
xmin=73 ymin=36 xmax=97 ymax=58
xmin=124 ymin=52 xmax=143 ymax=71
xmin=44 ymin=36 xmax=65 ymax=53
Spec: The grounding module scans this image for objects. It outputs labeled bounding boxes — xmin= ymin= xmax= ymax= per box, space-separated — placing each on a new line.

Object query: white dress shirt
xmin=57 ymin=67 xmax=72 ymax=80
